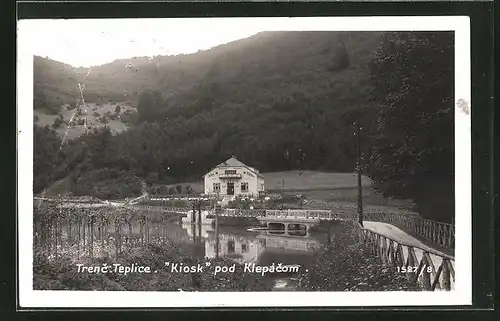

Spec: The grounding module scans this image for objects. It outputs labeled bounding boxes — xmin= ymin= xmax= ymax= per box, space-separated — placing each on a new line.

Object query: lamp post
xmin=355 ymin=118 xmax=364 ymax=227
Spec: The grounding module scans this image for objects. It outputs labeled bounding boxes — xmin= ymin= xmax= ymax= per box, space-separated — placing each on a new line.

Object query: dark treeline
xmin=34 ymin=31 xmax=455 ymax=222
xmin=366 ymin=32 xmax=455 ymax=223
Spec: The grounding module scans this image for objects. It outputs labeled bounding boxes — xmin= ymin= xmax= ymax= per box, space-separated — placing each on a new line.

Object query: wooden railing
xmin=222 ymin=209 xmax=266 ymax=218
xmin=148 ymin=194 xmax=206 ymax=198
xmin=265 ymin=209 xmax=332 ymax=219
xmin=218 ymin=209 xmax=333 ymax=219
xmin=362 ymin=212 xmax=455 ymax=249
xmin=127 ymin=204 xmax=188 ymax=213
xmin=355 ymin=223 xmax=455 ymax=291
xmin=45 ymin=201 xmax=189 ymax=215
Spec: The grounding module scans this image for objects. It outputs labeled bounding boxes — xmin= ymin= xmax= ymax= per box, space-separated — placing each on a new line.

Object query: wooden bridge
xmin=346 ymin=220 xmax=456 ymax=291
xmin=256 ymin=209 xmax=331 ymax=233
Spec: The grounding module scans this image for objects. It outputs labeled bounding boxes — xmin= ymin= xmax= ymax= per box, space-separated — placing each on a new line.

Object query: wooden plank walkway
xmin=363 ymin=221 xmax=449 ymax=258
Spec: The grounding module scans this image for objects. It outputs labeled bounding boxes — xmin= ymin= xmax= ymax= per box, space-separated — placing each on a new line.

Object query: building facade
xmin=204 ymin=156 xmax=265 ymax=198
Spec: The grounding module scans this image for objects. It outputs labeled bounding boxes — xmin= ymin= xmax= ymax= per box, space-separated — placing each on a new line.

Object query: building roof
xmin=208 ymin=156 xmax=264 ymax=178
xmin=216 ymin=156 xmax=247 ymax=168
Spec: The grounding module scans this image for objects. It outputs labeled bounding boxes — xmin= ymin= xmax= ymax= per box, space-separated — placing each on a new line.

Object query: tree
xmin=115 ymin=105 xmax=121 ymax=114
xmin=145 ymin=172 xmax=159 ymax=185
xmin=52 ymin=115 xmax=64 ymax=129
xmin=329 ymin=39 xmax=350 ymax=73
xmin=33 ymin=125 xmax=64 ymax=192
xmin=366 ymin=32 xmax=454 ymax=222
xmin=137 ymin=90 xmax=163 ymax=122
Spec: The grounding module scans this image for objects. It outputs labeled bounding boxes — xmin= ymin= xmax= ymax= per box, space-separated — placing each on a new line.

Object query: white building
xmin=204 ymin=156 xmax=265 ymax=198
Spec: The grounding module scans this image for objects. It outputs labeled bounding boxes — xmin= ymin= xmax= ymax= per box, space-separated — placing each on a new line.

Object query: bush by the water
xmin=71 ymin=168 xmax=142 ymax=200
xmin=52 ymin=115 xmax=64 ymax=129
xmin=298 ymin=222 xmax=417 ymax=291
xmin=34 ymin=241 xmax=272 ymax=292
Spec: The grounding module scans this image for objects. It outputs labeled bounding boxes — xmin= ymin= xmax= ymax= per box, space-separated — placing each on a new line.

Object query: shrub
xmin=145 ymin=172 xmax=159 ymax=185
xmin=52 ymin=116 xmax=64 ymax=129
xmin=99 ymin=115 xmax=109 ymax=124
xmin=120 ymin=110 xmax=139 ymax=125
xmin=71 ymin=168 xmax=142 ymax=199
xmin=46 ymin=105 xmax=61 ymax=115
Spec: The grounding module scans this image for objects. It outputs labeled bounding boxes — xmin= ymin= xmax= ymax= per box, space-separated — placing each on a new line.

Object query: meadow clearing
xmin=34 ymin=102 xmax=136 ymax=140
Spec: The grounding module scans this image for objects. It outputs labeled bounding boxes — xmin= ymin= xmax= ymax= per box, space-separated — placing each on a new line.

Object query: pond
xmin=33 ymin=208 xmax=361 ymax=291
xmin=183 ymin=223 xmax=338 ymax=291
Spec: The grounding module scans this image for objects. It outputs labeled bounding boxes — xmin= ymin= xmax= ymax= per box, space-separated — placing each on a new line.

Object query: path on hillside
xmin=363 ymin=221 xmax=449 ymax=257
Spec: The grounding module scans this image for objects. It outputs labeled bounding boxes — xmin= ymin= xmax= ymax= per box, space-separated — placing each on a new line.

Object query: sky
xmin=24 ymin=18 xmax=270 ymax=68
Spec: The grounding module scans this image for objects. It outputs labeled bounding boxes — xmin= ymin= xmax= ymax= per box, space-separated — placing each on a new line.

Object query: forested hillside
xmin=34 ymin=57 xmax=82 ymax=114
xmin=33 ymin=31 xmax=455 ymax=222
xmin=34 ymin=31 xmax=382 ymax=179
xmin=35 ymin=32 xmax=380 ymax=110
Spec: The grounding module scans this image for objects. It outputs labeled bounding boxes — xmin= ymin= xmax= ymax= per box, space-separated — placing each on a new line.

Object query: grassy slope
xmin=41 ymin=175 xmax=73 ymax=197
xmin=262 ymin=170 xmax=371 ymax=190
xmin=34 ymin=102 xmax=135 ymax=140
xmin=154 ymin=170 xmax=414 ymax=208
xmin=157 ymin=171 xmax=370 ymax=194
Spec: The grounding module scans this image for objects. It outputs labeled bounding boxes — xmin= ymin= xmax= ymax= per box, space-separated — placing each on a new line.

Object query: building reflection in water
xmin=204 ymin=232 xmax=266 ymax=264
xmin=181 ymin=223 xmax=214 ymax=239
xmin=185 ymin=224 xmax=323 ymax=264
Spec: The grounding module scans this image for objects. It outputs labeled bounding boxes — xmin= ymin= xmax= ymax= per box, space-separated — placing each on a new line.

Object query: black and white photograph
xmin=17 ymin=16 xmax=471 ymax=307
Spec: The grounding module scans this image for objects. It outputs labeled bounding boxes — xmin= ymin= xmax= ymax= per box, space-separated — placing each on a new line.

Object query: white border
xmin=17 ymin=16 xmax=471 ymax=308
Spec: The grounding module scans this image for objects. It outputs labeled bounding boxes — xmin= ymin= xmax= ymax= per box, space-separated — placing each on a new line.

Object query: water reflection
xmin=180 ymin=224 xmax=322 ymax=268
xmin=178 ymin=223 xmax=323 ymax=290
xmin=34 ymin=208 xmax=333 ymax=291
xmin=256 ymin=232 xmax=320 ymax=253
xmin=204 ymin=232 xmax=266 ymax=264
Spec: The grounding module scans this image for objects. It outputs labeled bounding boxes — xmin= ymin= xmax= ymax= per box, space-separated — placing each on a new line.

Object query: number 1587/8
xmin=396 ymin=266 xmax=432 ymax=274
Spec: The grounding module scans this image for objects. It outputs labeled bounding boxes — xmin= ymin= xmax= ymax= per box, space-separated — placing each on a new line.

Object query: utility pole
xmin=197 ymin=201 xmax=202 ymax=224
xmin=280 ymin=178 xmax=285 ymax=210
xmin=215 ymin=192 xmax=220 ymax=258
xmin=356 ymin=118 xmax=364 ymax=227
